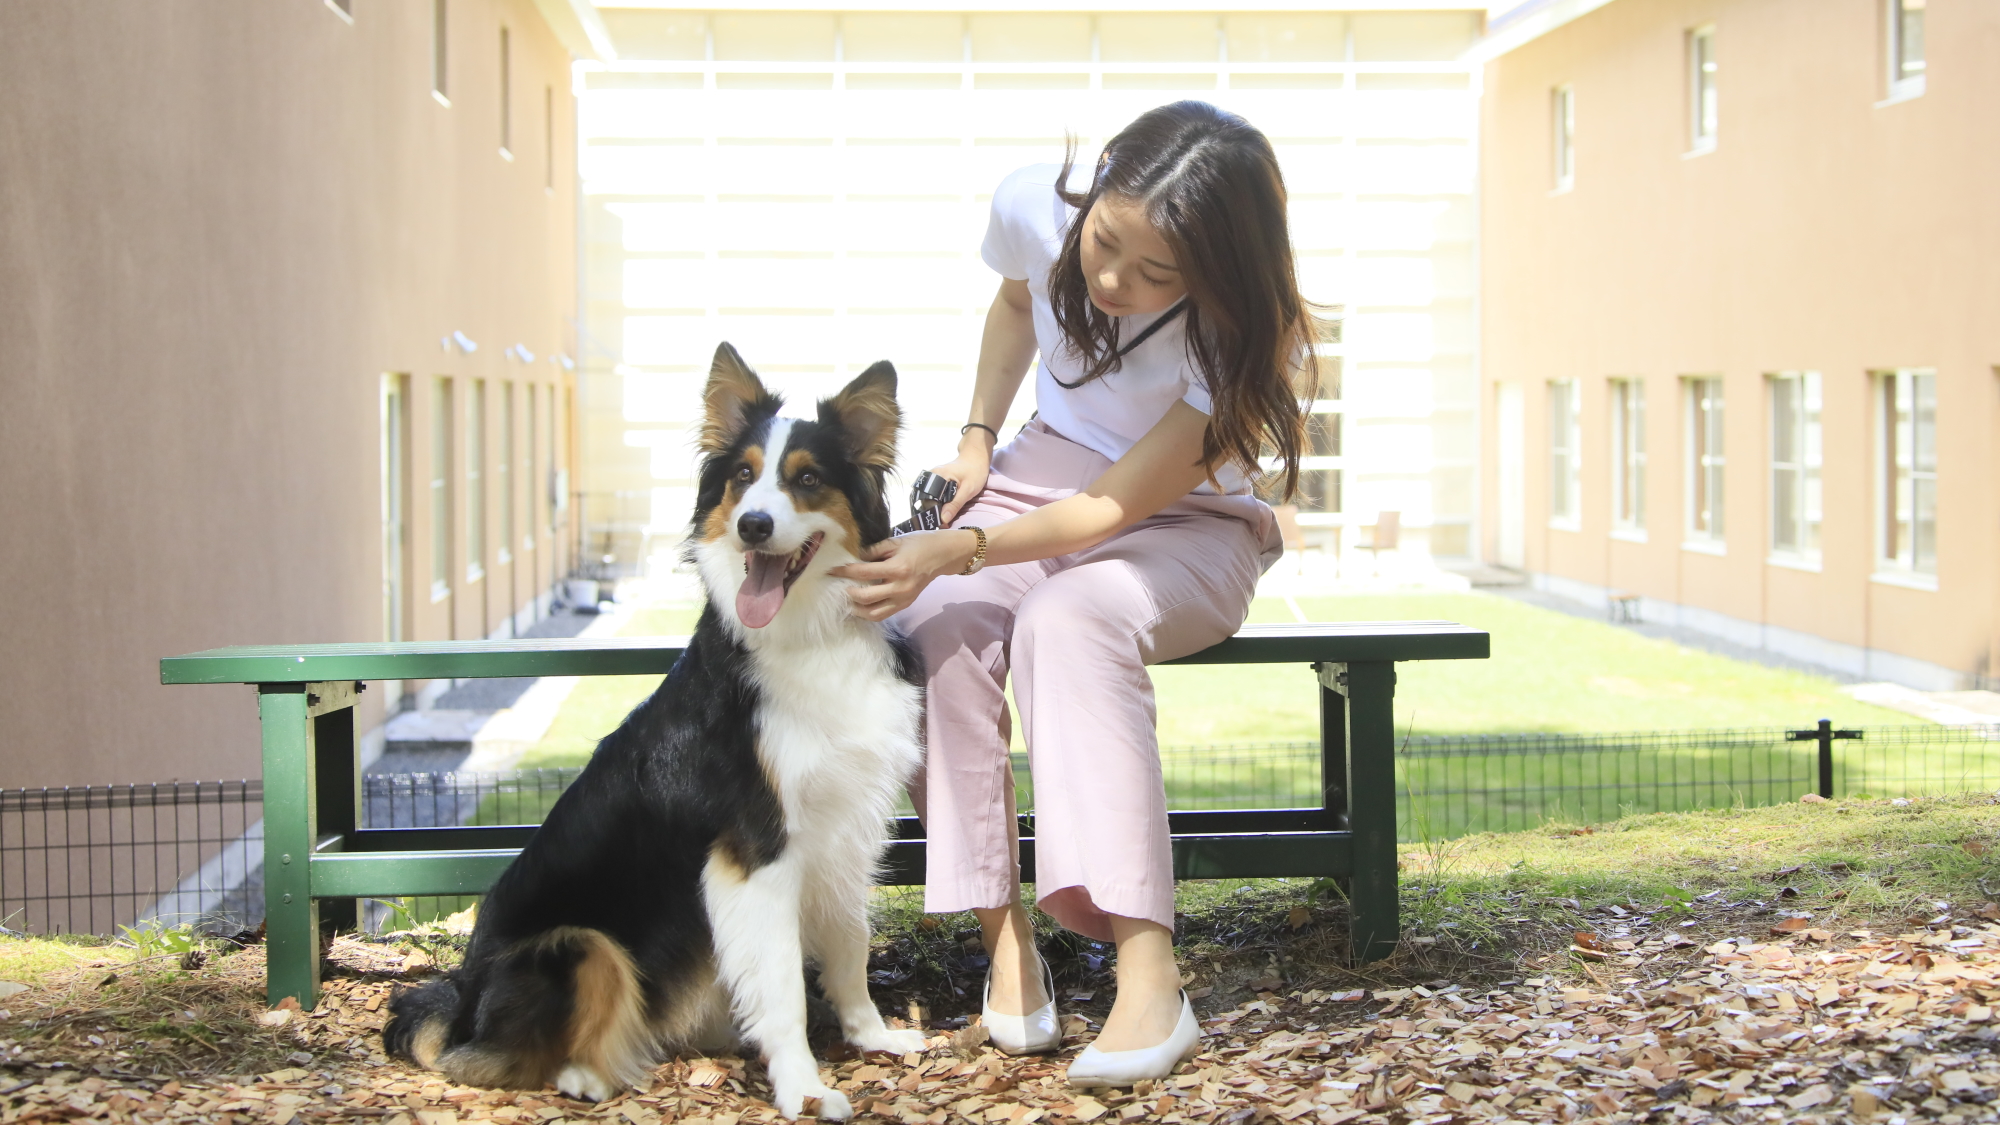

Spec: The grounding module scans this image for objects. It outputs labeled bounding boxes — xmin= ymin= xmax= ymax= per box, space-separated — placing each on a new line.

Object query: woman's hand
xmin=929 ymin=450 xmax=990 ymax=526
xmin=830 ymin=529 xmax=980 ymax=622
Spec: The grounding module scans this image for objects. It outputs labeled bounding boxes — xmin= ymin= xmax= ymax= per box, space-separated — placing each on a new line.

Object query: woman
xmin=833 ymin=101 xmax=1319 ymax=1086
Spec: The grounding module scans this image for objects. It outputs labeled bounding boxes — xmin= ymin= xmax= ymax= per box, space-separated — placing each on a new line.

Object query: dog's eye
xmin=796 ymin=471 xmax=819 ymax=489
xmin=734 ymin=465 xmax=754 ymax=483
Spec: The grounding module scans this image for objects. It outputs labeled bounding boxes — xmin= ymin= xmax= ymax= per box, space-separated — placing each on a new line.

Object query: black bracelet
xmin=960 ymin=422 xmax=1000 ymax=441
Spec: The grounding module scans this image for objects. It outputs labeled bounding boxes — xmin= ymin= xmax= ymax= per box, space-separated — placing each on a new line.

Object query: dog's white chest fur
xmin=746 ymin=626 xmax=922 ymax=833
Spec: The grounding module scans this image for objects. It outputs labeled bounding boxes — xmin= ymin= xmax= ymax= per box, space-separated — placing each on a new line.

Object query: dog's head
xmin=688 ymin=342 xmax=902 ymax=632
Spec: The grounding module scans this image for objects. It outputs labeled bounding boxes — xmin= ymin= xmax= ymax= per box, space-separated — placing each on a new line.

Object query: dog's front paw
xmin=776 ymin=1086 xmax=853 ymax=1121
xmin=851 ymin=1027 xmax=928 ymax=1056
xmin=555 ymin=1064 xmax=617 ymax=1103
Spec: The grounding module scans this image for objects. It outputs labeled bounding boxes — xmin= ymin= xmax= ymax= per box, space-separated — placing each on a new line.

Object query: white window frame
xmin=1684 ymin=376 xmax=1725 ymax=550
xmin=1886 ymin=0 xmax=1926 ymax=102
xmin=1687 ymin=26 xmax=1717 ymax=154
xmin=1610 ymin=378 xmax=1646 ymax=539
xmin=1875 ymin=368 xmax=1938 ymax=584
xmin=1551 ymin=84 xmax=1575 ymax=193
xmin=1767 ymin=372 xmax=1822 ymax=568
xmin=1548 ymin=379 xmax=1581 ymax=529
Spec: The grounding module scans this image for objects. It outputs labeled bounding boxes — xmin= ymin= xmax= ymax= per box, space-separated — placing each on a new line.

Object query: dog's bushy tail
xmin=384 ymin=977 xmax=460 ymax=1070
xmin=384 ymin=928 xmax=653 ymax=1093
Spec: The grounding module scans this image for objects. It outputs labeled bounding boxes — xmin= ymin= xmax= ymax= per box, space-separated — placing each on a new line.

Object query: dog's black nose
xmin=737 ymin=511 xmax=774 ymax=545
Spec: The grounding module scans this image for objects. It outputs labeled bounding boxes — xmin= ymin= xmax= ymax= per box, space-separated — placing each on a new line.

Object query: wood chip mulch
xmin=3 ymin=923 xmax=1998 ymax=1125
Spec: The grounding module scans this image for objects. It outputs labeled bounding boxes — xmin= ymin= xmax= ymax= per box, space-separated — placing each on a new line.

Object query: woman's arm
xmin=930 ymin=277 xmax=1038 ymax=523
xmin=834 ymin=400 xmax=1213 ymax=621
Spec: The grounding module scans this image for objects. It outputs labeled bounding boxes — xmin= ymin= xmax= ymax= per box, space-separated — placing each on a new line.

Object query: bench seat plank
xmin=160 ymin=620 xmax=1487 ymax=685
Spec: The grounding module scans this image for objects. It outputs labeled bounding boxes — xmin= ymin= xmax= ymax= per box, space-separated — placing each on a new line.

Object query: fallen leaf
xmin=1572 ymin=931 xmax=1606 ymax=951
xmin=1286 ymin=906 xmax=1311 ymax=931
xmin=1963 ymin=839 xmax=1989 ymax=857
xmin=1800 ymin=793 xmax=1829 ymax=804
xmin=0 ymin=982 xmax=26 ymax=1000
xmin=1770 ymin=917 xmax=1810 ymax=934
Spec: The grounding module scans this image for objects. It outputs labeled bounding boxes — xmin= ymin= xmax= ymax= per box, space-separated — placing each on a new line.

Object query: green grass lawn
xmin=516 ymin=590 xmax=1924 ymax=771
xmin=1149 ymin=592 xmax=1922 ymax=744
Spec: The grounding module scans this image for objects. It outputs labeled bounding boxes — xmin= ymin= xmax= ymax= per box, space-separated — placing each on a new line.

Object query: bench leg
xmin=259 ymin=685 xmax=320 ymax=1008
xmin=1343 ymin=661 xmax=1399 ymax=964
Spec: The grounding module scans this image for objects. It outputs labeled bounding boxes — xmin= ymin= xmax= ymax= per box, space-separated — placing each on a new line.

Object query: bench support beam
xmin=1325 ymin=661 xmax=1399 ymax=964
xmin=259 ymin=685 xmax=320 ymax=1007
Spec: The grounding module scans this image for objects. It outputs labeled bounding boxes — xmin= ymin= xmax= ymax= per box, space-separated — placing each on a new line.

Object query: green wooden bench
xmin=161 ymin=620 xmax=1488 ymax=1005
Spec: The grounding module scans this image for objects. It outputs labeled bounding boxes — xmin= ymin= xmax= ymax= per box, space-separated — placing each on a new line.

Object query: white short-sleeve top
xmin=980 ymin=163 xmax=1250 ymax=495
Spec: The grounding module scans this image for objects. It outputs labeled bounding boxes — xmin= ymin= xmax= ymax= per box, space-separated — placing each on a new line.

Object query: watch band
xmin=961 ymin=526 xmax=988 ymax=575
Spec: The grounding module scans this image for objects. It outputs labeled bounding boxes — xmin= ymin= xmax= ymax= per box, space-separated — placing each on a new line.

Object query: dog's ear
xmin=820 ymin=361 xmax=901 ymax=471
xmin=700 ymin=342 xmax=780 ymax=455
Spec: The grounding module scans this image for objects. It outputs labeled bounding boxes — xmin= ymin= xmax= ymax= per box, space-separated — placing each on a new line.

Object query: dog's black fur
xmin=385 ymin=344 xmax=927 ymax=1114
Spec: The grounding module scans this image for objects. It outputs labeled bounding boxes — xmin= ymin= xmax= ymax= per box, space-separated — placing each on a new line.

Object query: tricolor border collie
xmin=385 ymin=343 xmax=928 ymax=1118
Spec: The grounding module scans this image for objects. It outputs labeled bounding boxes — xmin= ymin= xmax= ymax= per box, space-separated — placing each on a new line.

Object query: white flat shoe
xmin=981 ymin=953 xmax=1061 ymax=1055
xmin=1065 ymin=992 xmax=1201 ymax=1088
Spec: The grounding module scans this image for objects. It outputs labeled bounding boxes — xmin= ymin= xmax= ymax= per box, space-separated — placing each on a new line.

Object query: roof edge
xmin=535 ymin=0 xmax=617 ymax=61
xmin=1467 ymin=0 xmax=1618 ymax=62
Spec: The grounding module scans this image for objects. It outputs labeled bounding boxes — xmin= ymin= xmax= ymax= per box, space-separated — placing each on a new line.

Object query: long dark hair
xmin=1048 ymin=100 xmax=1322 ymax=499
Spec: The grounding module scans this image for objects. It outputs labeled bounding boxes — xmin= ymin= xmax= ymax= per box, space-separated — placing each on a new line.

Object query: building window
xmin=1688 ymin=26 xmax=1717 ymax=152
xmin=499 ymin=382 xmax=514 ymax=566
xmin=1769 ymin=372 xmax=1822 ymax=563
xmin=1685 ymin=377 xmax=1725 ymax=544
xmin=468 ymin=379 xmax=486 ymax=582
xmin=1610 ymin=378 xmax=1645 ymax=534
xmin=431 ymin=378 xmax=454 ymax=602
xmin=499 ymin=26 xmax=513 ymax=159
xmin=1888 ymin=0 xmax=1926 ymax=99
xmin=1552 ymin=84 xmax=1575 ymax=192
xmin=1548 ymin=379 xmax=1580 ymax=527
xmin=1879 ymin=369 xmax=1937 ymax=576
xmin=382 ymin=377 xmax=409 ymax=642
xmin=552 ymin=386 xmax=568 ymax=526
xmin=432 ymin=0 xmax=449 ymax=104
xmin=1294 ymin=402 xmax=1343 ymax=517
xmin=528 ymin=386 xmax=543 ymax=541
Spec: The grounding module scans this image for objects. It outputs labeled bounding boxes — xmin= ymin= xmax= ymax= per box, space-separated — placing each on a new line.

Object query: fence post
xmin=1814 ymin=719 xmax=1834 ymax=799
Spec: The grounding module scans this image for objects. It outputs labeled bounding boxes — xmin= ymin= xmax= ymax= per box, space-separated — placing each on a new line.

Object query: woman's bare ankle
xmin=974 ymin=904 xmax=1048 ymax=1016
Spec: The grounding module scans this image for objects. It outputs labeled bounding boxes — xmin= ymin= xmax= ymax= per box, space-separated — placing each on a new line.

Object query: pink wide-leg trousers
xmin=896 ymin=421 xmax=1282 ymax=940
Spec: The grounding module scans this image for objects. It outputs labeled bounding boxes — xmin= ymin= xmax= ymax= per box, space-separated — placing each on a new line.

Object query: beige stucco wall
xmin=1479 ymin=0 xmax=1999 ymax=685
xmin=0 ymin=0 xmax=578 ymax=786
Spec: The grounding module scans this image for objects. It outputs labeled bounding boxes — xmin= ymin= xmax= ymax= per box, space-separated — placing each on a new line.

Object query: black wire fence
xmin=5 ymin=724 xmax=1997 ymax=935
xmin=0 ymin=782 xmax=262 ymax=938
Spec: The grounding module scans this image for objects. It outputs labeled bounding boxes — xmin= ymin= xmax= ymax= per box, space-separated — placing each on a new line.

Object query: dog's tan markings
xmin=782 ymin=449 xmax=818 ymax=482
xmin=700 ymin=343 xmax=771 ymax=455
xmin=821 ymin=361 xmax=902 ymax=470
xmin=410 ymin=1019 xmax=448 ymax=1069
xmin=559 ymin=928 xmax=653 ymax=1088
xmin=785 ymin=466 xmax=863 ymax=555
xmin=699 ymin=446 xmax=764 ymax=544
xmin=792 ymin=482 xmax=864 ymax=556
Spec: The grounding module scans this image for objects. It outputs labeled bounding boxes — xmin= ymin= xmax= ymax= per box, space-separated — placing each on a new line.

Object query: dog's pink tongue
xmin=737 ymin=552 xmax=789 ymax=629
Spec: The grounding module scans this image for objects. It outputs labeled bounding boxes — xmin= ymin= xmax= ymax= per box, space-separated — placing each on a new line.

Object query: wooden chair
xmin=1352 ymin=510 xmax=1401 ymax=574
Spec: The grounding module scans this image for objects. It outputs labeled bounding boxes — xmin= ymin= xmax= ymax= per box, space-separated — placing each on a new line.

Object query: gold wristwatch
xmin=962 ymin=527 xmax=988 ymax=574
